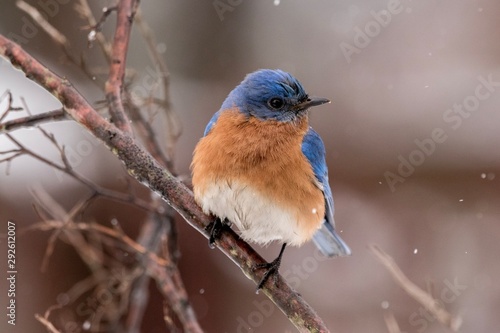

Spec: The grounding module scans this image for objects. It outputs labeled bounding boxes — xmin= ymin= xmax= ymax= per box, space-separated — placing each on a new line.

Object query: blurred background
xmin=1 ymin=0 xmax=500 ymax=332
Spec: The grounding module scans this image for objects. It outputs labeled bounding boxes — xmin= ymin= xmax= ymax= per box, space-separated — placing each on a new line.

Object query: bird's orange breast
xmin=191 ymin=108 xmax=325 ymax=243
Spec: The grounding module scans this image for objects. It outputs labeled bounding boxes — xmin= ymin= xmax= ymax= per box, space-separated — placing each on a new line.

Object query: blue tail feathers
xmin=312 ymin=222 xmax=351 ymax=257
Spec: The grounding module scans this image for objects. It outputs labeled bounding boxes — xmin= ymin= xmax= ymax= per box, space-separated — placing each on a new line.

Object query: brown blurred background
xmin=1 ymin=0 xmax=500 ymax=332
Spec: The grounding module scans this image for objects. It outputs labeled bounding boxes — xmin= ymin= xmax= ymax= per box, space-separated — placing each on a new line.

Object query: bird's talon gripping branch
xmin=207 ymin=217 xmax=225 ymax=249
xmin=255 ymin=243 xmax=287 ymax=291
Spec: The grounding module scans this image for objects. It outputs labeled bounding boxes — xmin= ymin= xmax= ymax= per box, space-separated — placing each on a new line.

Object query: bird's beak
xmin=293 ymin=97 xmax=331 ymax=112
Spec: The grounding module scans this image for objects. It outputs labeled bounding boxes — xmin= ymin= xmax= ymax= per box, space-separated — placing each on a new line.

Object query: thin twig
xmin=75 ymin=0 xmax=113 ymax=63
xmin=15 ymin=0 xmax=102 ymax=86
xmin=383 ymin=310 xmax=401 ymax=333
xmin=370 ymin=245 xmax=463 ymax=331
xmin=25 ymin=219 xmax=171 ymax=267
xmin=135 ymin=11 xmax=182 ymax=162
xmin=0 ymin=109 xmax=67 ymax=134
xmin=125 ymin=96 xmax=172 ymax=170
xmin=35 ymin=305 xmax=63 ymax=333
xmin=0 ymin=90 xmax=23 ymax=122
xmin=30 ymin=187 xmax=157 ymax=331
xmin=31 ymin=186 xmax=104 ymax=271
xmin=86 ymin=6 xmax=117 ymax=51
xmin=1 ymin=131 xmax=158 ymax=213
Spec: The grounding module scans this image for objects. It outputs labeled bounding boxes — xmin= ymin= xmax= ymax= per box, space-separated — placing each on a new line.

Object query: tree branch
xmin=35 ymin=305 xmax=63 ymax=333
xmin=0 ymin=109 xmax=67 ymax=134
xmin=1 ymin=130 xmax=159 ymax=214
xmin=16 ymin=1 xmax=69 ymax=49
xmin=105 ymin=0 xmax=139 ymax=135
xmin=0 ymin=34 xmax=330 ymax=333
xmin=370 ymin=245 xmax=463 ymax=331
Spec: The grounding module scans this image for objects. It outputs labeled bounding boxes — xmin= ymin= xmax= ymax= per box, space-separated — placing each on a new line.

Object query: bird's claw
xmin=254 ymin=260 xmax=281 ymax=292
xmin=254 ymin=243 xmax=287 ymax=292
xmin=207 ymin=218 xmax=224 ymax=249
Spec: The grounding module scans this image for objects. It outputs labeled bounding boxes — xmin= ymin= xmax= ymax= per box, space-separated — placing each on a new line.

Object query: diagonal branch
xmin=0 ymin=34 xmax=330 ymax=333
xmin=16 ymin=1 xmax=69 ymax=49
xmin=105 ymin=0 xmax=140 ymax=135
xmin=370 ymin=245 xmax=463 ymax=331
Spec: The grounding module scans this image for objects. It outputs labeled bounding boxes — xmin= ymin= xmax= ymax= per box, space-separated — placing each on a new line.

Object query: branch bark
xmin=0 ymin=35 xmax=330 ymax=333
xmin=0 ymin=109 xmax=67 ymax=134
xmin=105 ymin=0 xmax=140 ymax=135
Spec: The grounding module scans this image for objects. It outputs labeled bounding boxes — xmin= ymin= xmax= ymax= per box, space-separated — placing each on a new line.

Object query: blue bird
xmin=191 ymin=69 xmax=351 ymax=289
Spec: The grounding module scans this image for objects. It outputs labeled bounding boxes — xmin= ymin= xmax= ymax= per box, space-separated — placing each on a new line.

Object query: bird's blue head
xmin=221 ymin=69 xmax=330 ymax=122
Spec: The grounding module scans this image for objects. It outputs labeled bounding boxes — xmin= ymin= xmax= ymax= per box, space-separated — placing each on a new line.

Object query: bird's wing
xmin=302 ymin=127 xmax=351 ymax=257
xmin=203 ymin=110 xmax=222 ymax=136
xmin=301 ymin=128 xmax=334 ymax=224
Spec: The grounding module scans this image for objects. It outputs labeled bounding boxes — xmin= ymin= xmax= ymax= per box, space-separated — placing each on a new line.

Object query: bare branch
xmin=35 ymin=305 xmax=63 ymax=333
xmin=31 ymin=186 xmax=104 ymax=271
xmin=124 ymin=217 xmax=162 ymax=333
xmin=383 ymin=310 xmax=402 ymax=333
xmin=76 ymin=0 xmax=113 ymax=62
xmin=149 ymin=261 xmax=204 ymax=333
xmin=0 ymin=109 xmax=67 ymax=134
xmin=24 ymin=219 xmax=171 ymax=267
xmin=16 ymin=1 xmax=69 ymax=48
xmin=370 ymin=245 xmax=463 ymax=331
xmin=122 ymin=210 xmax=197 ymax=333
xmin=87 ymin=6 xmax=117 ymax=48
xmin=105 ymin=0 xmax=139 ymax=134
xmin=28 ymin=194 xmax=200 ymax=332
xmin=14 ymin=1 xmax=103 ymax=86
xmin=0 ymin=90 xmax=23 ymax=122
xmin=1 ymin=130 xmax=158 ymax=213
xmin=0 ymin=34 xmax=331 ymax=333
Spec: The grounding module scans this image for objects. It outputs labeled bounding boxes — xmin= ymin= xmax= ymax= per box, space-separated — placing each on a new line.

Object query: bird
xmin=191 ymin=69 xmax=351 ymax=290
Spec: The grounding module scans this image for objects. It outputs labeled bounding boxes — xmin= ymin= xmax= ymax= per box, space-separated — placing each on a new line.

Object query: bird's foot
xmin=207 ymin=218 xmax=226 ymax=249
xmin=254 ymin=243 xmax=287 ymax=292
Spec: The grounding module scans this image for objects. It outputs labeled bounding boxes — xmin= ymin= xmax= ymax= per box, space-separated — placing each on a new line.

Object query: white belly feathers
xmin=197 ymin=180 xmax=311 ymax=247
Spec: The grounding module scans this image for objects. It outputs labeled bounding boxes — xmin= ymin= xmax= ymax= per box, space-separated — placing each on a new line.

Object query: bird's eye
xmin=268 ymin=98 xmax=284 ymax=110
